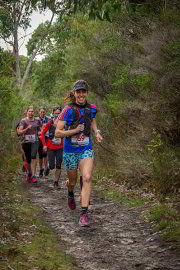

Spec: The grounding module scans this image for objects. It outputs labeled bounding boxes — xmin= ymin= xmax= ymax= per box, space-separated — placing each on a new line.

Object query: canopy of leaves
xmin=26 ymin=22 xmax=54 ymax=56
xmin=0 ymin=48 xmax=15 ymax=76
xmin=32 ymin=49 xmax=64 ymax=98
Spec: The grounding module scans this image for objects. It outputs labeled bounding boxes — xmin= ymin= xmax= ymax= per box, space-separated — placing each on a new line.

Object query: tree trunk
xmin=20 ymin=12 xmax=55 ymax=90
xmin=13 ymin=27 xmax=21 ymax=87
xmin=20 ymin=51 xmax=37 ymax=90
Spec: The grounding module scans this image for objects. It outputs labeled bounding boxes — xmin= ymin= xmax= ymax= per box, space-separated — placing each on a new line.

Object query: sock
xmin=81 ymin=207 xmax=88 ymax=215
xmin=80 ymin=176 xmax=83 ymax=190
xmin=68 ymin=191 xmax=74 ymax=198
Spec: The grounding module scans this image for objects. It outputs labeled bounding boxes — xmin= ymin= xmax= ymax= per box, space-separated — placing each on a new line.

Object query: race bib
xmin=71 ymin=133 xmax=89 ymax=146
xmin=52 ymin=138 xmax=62 ymax=145
xmin=24 ymin=134 xmax=36 ymax=142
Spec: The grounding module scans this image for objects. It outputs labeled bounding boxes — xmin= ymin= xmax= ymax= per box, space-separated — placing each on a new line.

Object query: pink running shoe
xmin=31 ymin=176 xmax=37 ymax=183
xmin=68 ymin=196 xmax=76 ymax=210
xmin=79 ymin=213 xmax=89 ymax=227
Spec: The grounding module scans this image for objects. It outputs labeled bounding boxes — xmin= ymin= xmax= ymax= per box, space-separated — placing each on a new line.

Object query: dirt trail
xmin=25 ymin=171 xmax=180 ymax=270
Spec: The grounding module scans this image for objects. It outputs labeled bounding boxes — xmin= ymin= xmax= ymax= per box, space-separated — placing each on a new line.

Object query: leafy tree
xmin=0 ymin=48 xmax=15 ymax=77
xmin=32 ymin=50 xmax=64 ymax=98
xmin=55 ymin=0 xmax=178 ymax=20
xmin=27 ymin=17 xmax=72 ymax=97
xmin=1 ymin=0 xmax=164 ymax=90
xmin=0 ymin=0 xmax=55 ymax=88
xmin=57 ymin=0 xmax=121 ymax=21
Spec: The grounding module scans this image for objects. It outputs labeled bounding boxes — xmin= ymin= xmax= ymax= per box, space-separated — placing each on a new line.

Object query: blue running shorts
xmin=63 ymin=150 xmax=94 ymax=170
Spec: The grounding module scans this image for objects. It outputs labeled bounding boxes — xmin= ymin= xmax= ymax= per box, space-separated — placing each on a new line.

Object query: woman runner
xmin=55 ymin=80 xmax=103 ymax=226
xmin=16 ymin=109 xmax=28 ymax=172
xmin=18 ymin=106 xmax=42 ymax=183
xmin=38 ymin=107 xmax=49 ymax=177
xmin=40 ymin=107 xmax=63 ymax=187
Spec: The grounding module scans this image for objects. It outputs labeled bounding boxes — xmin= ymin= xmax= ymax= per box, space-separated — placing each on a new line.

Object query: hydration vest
xmin=40 ymin=116 xmax=49 ymax=124
xmin=65 ymin=103 xmax=92 ymax=137
xmin=47 ymin=121 xmax=56 ymax=139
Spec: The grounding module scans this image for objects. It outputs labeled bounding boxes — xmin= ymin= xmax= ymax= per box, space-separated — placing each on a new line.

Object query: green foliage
xmin=0 ymin=76 xmax=12 ymax=106
xmin=159 ymin=7 xmax=180 ymax=25
xmin=0 ymin=0 xmax=178 ymax=202
xmin=0 ymin=74 xmax=25 ymax=171
xmin=61 ymin=14 xmax=131 ymax=93
xmin=0 ymin=6 xmax=13 ymax=38
xmin=104 ymin=91 xmax=130 ymax=116
xmin=112 ymin=64 xmax=153 ymax=97
xmin=161 ymin=40 xmax=180 ymax=71
xmin=56 ymin=0 xmax=176 ymax=21
xmin=32 ymin=50 xmax=64 ymax=98
xmin=0 ymin=49 xmax=15 ymax=77
xmin=132 ymin=73 xmax=153 ymax=93
xmin=0 ymin=0 xmax=36 ymax=37
xmin=147 ymin=204 xmax=177 ymax=222
xmin=0 ymin=181 xmax=81 ymax=270
xmin=147 ymin=130 xmax=180 ymax=195
xmin=27 ymin=22 xmax=53 ymax=56
xmin=56 ymin=0 xmax=122 ymax=21
xmin=19 ymin=55 xmax=29 ymax=77
xmin=101 ymin=188 xmax=148 ymax=206
xmin=147 ymin=204 xmax=180 ymax=242
xmin=0 ymin=0 xmax=55 ymax=87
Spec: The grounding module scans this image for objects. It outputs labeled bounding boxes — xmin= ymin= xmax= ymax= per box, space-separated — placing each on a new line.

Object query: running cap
xmin=73 ymin=80 xmax=88 ymax=91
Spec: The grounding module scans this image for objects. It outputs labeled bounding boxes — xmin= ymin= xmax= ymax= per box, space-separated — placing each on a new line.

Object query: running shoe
xmin=54 ymin=180 xmax=60 ymax=189
xmin=31 ymin=176 xmax=37 ymax=183
xmin=68 ymin=196 xmax=76 ymax=210
xmin=79 ymin=213 xmax=89 ymax=227
xmin=44 ymin=167 xmax=50 ymax=176
xmin=39 ymin=168 xmax=44 ymax=178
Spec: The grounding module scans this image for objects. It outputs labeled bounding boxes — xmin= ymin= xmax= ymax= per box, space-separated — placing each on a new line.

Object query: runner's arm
xmin=55 ymin=120 xmax=83 ymax=138
xmin=40 ymin=127 xmax=46 ymax=146
xmin=91 ymin=118 xmax=103 ymax=143
xmin=18 ymin=125 xmax=31 ymax=135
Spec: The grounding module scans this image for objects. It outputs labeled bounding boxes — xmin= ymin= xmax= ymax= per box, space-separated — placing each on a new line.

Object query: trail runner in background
xmin=16 ymin=109 xmax=28 ymax=172
xmin=55 ymin=80 xmax=103 ymax=226
xmin=40 ymin=107 xmax=64 ymax=188
xmin=38 ymin=107 xmax=50 ymax=177
xmin=18 ymin=106 xmax=42 ymax=183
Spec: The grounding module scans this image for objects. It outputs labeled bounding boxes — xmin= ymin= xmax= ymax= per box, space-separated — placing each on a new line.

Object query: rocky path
xmin=26 ymin=171 xmax=180 ymax=270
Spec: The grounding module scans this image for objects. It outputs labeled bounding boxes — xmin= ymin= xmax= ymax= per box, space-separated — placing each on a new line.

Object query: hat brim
xmin=74 ymin=87 xmax=88 ymax=91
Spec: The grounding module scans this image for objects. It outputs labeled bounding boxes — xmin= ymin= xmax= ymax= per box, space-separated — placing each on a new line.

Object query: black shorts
xmin=38 ymin=140 xmax=47 ymax=159
xmin=22 ymin=141 xmax=39 ymax=163
xmin=47 ymin=148 xmax=63 ymax=170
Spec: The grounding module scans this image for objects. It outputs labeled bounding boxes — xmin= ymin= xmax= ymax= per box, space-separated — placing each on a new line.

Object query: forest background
xmin=0 ymin=0 xmax=180 ymax=241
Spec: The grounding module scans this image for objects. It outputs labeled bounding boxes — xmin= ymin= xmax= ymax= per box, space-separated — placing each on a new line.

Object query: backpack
xmin=15 ymin=122 xmax=20 ymax=137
